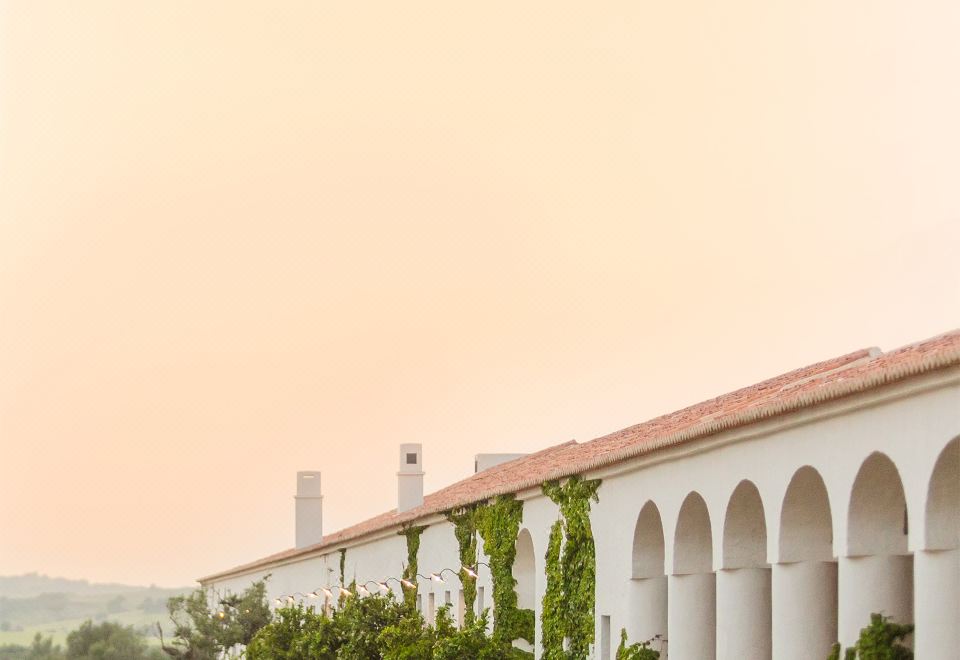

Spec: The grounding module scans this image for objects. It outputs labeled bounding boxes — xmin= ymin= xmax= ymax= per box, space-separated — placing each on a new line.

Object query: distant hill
xmin=0 ymin=573 xmax=191 ymax=599
xmin=0 ymin=574 xmax=192 ymax=647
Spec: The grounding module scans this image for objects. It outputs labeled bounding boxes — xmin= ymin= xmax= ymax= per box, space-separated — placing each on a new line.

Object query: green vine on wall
xmin=541 ymin=475 xmax=601 ymax=660
xmin=446 ymin=505 xmax=479 ymax=624
xmin=475 ymin=495 xmax=535 ymax=649
xmin=339 ymin=549 xmax=346 ymax=586
xmin=399 ymin=525 xmax=426 ymax=608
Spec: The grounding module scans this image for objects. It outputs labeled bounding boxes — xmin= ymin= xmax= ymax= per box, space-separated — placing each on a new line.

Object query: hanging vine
xmin=541 ymin=475 xmax=601 ymax=660
xmin=339 ymin=548 xmax=346 ymax=586
xmin=399 ymin=524 xmax=426 ymax=608
xmin=475 ymin=495 xmax=535 ymax=649
xmin=446 ymin=505 xmax=479 ymax=624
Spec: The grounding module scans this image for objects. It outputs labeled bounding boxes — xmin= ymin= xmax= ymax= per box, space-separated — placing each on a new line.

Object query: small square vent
xmin=406 ymin=452 xmax=418 ymax=465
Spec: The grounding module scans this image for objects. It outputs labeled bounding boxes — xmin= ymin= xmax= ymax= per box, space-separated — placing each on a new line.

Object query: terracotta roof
xmin=199 ymin=329 xmax=960 ymax=583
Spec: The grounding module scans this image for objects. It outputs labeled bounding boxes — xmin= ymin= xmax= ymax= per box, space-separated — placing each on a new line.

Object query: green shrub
xmin=827 ymin=613 xmax=913 ymax=660
xmin=615 ymin=628 xmax=660 ymax=660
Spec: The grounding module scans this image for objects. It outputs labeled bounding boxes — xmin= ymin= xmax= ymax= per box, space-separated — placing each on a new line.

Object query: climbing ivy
xmin=399 ymin=525 xmax=426 ymax=608
xmin=540 ymin=519 xmax=564 ymax=659
xmin=541 ymin=475 xmax=601 ymax=660
xmin=475 ymin=495 xmax=535 ymax=649
xmin=339 ymin=549 xmax=346 ymax=586
xmin=446 ymin=505 xmax=479 ymax=624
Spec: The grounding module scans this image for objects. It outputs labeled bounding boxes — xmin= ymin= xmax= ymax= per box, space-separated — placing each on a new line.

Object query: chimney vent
xmin=397 ymin=443 xmax=424 ymax=512
xmin=295 ymin=471 xmax=323 ymax=549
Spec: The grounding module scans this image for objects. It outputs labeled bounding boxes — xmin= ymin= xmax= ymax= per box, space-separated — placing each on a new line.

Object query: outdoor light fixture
xmin=322 ymin=587 xmax=334 ymax=598
xmin=377 ymin=581 xmax=389 ymax=592
xmin=400 ymin=578 xmax=415 ymax=588
xmin=356 ymin=585 xmax=370 ymax=596
xmin=429 ymin=572 xmax=444 ymax=583
xmin=462 ymin=566 xmax=479 ymax=579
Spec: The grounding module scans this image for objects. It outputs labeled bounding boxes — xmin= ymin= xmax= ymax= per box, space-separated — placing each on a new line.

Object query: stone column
xmin=771 ymin=561 xmax=837 ymax=660
xmin=838 ymin=554 xmax=913 ymax=647
xmin=627 ymin=575 xmax=668 ymax=648
xmin=716 ymin=567 xmax=771 ymax=660
xmin=913 ymin=549 xmax=959 ymax=659
xmin=668 ymin=572 xmax=715 ymax=660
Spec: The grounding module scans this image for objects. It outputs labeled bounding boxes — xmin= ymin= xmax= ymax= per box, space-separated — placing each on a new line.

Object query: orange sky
xmin=1 ymin=1 xmax=958 ymax=587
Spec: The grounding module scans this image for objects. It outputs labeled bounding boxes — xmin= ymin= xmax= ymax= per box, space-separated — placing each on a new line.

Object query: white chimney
xmin=397 ymin=443 xmax=424 ymax=512
xmin=474 ymin=453 xmax=528 ymax=473
xmin=295 ymin=471 xmax=323 ymax=549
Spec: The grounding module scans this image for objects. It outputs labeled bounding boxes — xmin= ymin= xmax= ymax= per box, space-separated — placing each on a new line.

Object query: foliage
xmin=339 ymin=550 xmax=347 ymax=586
xmin=2 ymin=634 xmax=64 ymax=660
xmin=158 ymin=578 xmax=271 ymax=659
xmin=827 ymin=614 xmax=913 ymax=660
xmin=475 ymin=495 xmax=535 ymax=647
xmin=541 ymin=476 xmax=601 ymax=660
xmin=446 ymin=505 xmax=479 ymax=625
xmin=248 ymin=594 xmax=513 ymax=660
xmin=399 ymin=526 xmax=426 ymax=608
xmin=65 ymin=620 xmax=164 ymax=660
xmin=615 ymin=628 xmax=660 ymax=660
xmin=540 ymin=520 xmax=564 ymax=659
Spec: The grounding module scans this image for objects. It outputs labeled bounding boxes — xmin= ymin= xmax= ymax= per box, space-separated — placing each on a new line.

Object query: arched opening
xmin=674 ymin=492 xmax=712 ymax=575
xmin=779 ymin=466 xmax=833 ymax=563
xmin=717 ymin=481 xmax=770 ymax=660
xmin=513 ymin=528 xmax=535 ymax=653
xmin=669 ymin=492 xmax=715 ymax=660
xmin=629 ymin=501 xmax=667 ymax=649
xmin=839 ymin=452 xmax=913 ymax=646
xmin=773 ymin=466 xmax=837 ymax=659
xmin=925 ymin=437 xmax=959 ymax=551
xmin=916 ymin=437 xmax=960 ymax=658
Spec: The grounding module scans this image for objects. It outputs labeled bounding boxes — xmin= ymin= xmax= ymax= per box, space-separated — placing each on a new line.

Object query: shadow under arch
xmin=669 ymin=491 xmax=716 ymax=659
xmin=924 ymin=436 xmax=959 ymax=551
xmin=627 ymin=501 xmax=668 ymax=650
xmin=779 ymin=465 xmax=833 ymax=563
xmin=839 ymin=451 xmax=913 ymax=647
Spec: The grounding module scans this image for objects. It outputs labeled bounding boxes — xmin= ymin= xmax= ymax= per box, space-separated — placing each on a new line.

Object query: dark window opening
xmin=406 ymin=453 xmax=418 ymax=465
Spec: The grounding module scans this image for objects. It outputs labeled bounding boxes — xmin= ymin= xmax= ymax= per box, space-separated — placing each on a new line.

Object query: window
xmin=406 ymin=452 xmax=418 ymax=465
xmin=416 ymin=594 xmax=422 ymax=612
xmin=428 ymin=593 xmax=436 ymax=623
xmin=457 ymin=589 xmax=465 ymax=625
xmin=477 ymin=586 xmax=484 ymax=615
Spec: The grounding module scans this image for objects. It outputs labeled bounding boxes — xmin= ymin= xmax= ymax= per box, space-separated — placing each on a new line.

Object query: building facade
xmin=200 ymin=331 xmax=960 ymax=659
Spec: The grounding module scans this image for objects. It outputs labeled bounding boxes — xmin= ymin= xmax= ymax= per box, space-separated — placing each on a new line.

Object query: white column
xmin=838 ymin=554 xmax=913 ymax=646
xmin=627 ymin=576 xmax=668 ymax=647
xmin=772 ymin=561 xmax=837 ymax=660
xmin=716 ymin=567 xmax=770 ymax=660
xmin=668 ymin=573 xmax=715 ymax=660
xmin=914 ymin=549 xmax=959 ymax=659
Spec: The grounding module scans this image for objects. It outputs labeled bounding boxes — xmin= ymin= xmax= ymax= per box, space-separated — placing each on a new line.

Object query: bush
xmin=827 ymin=613 xmax=913 ymax=660
xmin=247 ymin=592 xmax=518 ymax=659
xmin=615 ymin=628 xmax=661 ymax=660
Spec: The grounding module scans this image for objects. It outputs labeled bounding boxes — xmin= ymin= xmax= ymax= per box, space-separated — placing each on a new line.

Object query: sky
xmin=1 ymin=1 xmax=958 ymax=588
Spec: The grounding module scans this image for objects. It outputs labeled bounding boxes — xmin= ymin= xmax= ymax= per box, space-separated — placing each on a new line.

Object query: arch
xmin=925 ymin=436 xmax=959 ymax=550
xmin=847 ymin=452 xmax=909 ymax=556
xmin=632 ymin=501 xmax=665 ymax=578
xmin=674 ymin=491 xmax=713 ymax=574
xmin=514 ymin=528 xmax=536 ymax=611
xmin=722 ymin=480 xmax=767 ymax=569
xmin=779 ymin=466 xmax=833 ymax=563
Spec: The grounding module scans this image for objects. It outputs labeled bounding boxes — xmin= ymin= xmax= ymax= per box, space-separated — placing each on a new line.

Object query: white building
xmin=199 ymin=330 xmax=960 ymax=659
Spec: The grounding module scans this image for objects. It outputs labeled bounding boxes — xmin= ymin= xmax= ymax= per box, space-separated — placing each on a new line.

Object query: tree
xmin=65 ymin=620 xmax=162 ymax=660
xmin=158 ymin=578 xmax=271 ymax=659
